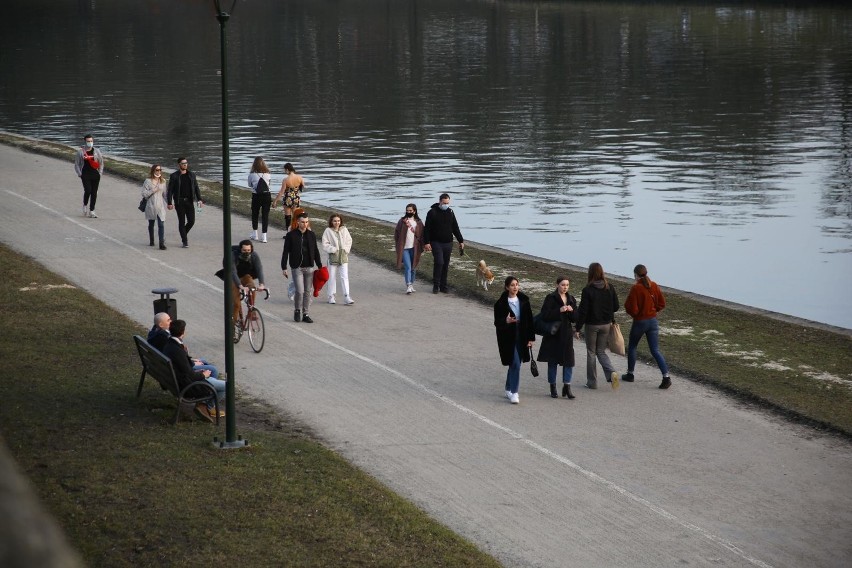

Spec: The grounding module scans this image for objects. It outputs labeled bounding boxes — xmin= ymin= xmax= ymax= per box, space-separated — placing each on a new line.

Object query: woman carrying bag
xmin=536 ymin=276 xmax=579 ymax=399
xmin=623 ymin=264 xmax=672 ymax=389
xmin=247 ymin=156 xmax=272 ymax=243
xmin=494 ymin=276 xmax=535 ymax=405
xmin=141 ymin=164 xmax=168 ymax=250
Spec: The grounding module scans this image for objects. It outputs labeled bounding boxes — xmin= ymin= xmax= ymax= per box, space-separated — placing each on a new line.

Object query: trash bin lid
xmin=152 ymin=287 xmax=179 ymax=296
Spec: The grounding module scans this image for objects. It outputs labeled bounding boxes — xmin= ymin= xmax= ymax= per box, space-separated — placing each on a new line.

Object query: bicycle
xmin=234 ymin=287 xmax=269 ymax=353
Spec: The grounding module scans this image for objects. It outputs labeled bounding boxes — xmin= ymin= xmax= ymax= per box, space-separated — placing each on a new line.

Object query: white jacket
xmin=322 ymin=226 xmax=352 ymax=265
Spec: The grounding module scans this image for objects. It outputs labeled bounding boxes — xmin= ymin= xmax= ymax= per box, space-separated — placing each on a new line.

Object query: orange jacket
xmin=624 ymin=280 xmax=665 ymax=321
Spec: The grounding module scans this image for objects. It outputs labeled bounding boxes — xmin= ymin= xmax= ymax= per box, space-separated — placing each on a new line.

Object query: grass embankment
xmin=2 ymin=131 xmax=851 ymax=438
xmin=0 ymin=244 xmax=500 ymax=566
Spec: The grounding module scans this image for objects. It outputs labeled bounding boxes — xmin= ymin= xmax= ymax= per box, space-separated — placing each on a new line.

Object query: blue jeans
xmin=547 ymin=363 xmax=573 ymax=384
xmin=504 ymin=344 xmax=521 ymax=394
xmin=627 ymin=317 xmax=669 ymax=377
xmin=194 ymin=362 xmax=218 ymax=379
xmin=402 ymin=248 xmax=416 ymax=285
xmin=205 ymin=377 xmax=226 ymax=405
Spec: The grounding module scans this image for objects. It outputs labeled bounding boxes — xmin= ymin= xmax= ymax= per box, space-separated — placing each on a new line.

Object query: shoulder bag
xmin=533 ymin=312 xmax=560 ymax=336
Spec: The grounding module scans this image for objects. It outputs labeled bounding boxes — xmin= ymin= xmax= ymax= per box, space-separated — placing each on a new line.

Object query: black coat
xmin=536 ymin=291 xmax=577 ymax=366
xmin=161 ymin=337 xmax=206 ymax=394
xmin=281 ymin=229 xmax=323 ymax=270
xmin=147 ymin=326 xmax=170 ymax=351
xmin=493 ymin=291 xmax=535 ymax=366
xmin=575 ymin=282 xmax=619 ymax=330
xmin=166 ymin=170 xmax=202 ymax=204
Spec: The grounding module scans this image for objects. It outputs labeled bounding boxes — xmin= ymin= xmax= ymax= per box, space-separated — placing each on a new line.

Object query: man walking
xmin=167 ymin=157 xmax=204 ymax=248
xmin=423 ymin=193 xmax=465 ymax=294
xmin=73 ymin=134 xmax=104 ymax=218
xmin=281 ymin=213 xmax=323 ymax=323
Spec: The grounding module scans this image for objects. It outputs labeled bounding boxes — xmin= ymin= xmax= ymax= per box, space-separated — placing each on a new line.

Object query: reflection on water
xmin=1 ymin=0 xmax=850 ymax=328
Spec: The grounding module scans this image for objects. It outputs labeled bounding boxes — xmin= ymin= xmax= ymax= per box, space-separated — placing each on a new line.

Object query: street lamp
xmin=213 ymin=0 xmax=246 ymax=449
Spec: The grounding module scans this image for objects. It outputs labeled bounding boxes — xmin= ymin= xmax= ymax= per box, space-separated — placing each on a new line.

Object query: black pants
xmin=251 ymin=192 xmax=271 ymax=232
xmin=81 ymin=172 xmax=100 ymax=211
xmin=430 ymin=241 xmax=453 ymax=290
xmin=175 ymin=200 xmax=196 ymax=245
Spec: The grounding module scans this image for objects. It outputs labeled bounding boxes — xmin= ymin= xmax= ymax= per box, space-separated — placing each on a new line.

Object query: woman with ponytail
xmin=623 ymin=264 xmax=671 ymax=389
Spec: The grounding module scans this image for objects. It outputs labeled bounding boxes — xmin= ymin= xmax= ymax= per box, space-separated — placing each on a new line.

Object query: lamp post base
xmin=212 ymin=436 xmax=249 ymax=449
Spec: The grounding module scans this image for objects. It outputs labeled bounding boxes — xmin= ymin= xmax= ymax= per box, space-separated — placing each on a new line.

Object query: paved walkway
xmin=1 ymin=144 xmax=850 ymax=568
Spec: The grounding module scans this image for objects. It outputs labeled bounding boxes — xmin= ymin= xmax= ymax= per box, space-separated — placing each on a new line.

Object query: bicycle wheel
xmin=247 ymin=307 xmax=265 ymax=353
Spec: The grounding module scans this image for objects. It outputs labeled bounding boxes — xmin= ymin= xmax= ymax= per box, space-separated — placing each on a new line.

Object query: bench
xmin=133 ymin=335 xmax=220 ymax=425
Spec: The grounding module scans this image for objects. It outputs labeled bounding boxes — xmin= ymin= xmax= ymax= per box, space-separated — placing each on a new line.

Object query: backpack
xmin=256 ymin=177 xmax=270 ymax=194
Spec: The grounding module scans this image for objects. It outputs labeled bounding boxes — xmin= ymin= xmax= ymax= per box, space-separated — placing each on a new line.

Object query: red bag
xmin=312 ymin=266 xmax=329 ymax=297
xmin=84 ymin=153 xmax=100 ymax=170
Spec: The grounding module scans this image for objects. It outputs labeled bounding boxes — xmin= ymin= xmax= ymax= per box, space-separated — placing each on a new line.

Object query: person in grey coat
xmin=74 ymin=133 xmax=104 ymax=218
xmin=141 ymin=164 xmax=168 ymax=249
xmin=536 ymin=276 xmax=579 ymax=399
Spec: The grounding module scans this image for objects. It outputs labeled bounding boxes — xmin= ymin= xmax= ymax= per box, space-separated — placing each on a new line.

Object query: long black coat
xmin=536 ymin=291 xmax=577 ymax=367
xmin=494 ymin=291 xmax=535 ymax=366
xmin=161 ymin=337 xmax=207 ymax=395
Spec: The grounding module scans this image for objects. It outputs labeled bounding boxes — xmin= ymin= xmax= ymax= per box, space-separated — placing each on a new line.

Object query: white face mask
xmin=154 ymin=173 xmax=161 ymax=178
xmin=439 ymin=203 xmax=449 ymax=211
xmin=85 ymin=141 xmax=94 ymax=149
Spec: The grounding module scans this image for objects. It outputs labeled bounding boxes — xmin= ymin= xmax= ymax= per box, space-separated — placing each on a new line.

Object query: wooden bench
xmin=133 ymin=335 xmax=220 ymax=425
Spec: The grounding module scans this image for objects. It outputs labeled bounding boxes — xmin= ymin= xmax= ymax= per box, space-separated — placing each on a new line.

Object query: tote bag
xmin=607 ymin=322 xmax=625 ymax=356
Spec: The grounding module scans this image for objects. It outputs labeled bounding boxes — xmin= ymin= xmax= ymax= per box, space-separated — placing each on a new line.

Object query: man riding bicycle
xmin=222 ymin=239 xmax=266 ymax=323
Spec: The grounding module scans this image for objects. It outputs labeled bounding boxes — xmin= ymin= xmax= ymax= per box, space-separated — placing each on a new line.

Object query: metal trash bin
xmin=152 ymin=287 xmax=178 ymax=320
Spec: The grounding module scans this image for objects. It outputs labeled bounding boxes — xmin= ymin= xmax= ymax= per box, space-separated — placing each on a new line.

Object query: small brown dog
xmin=476 ymin=260 xmax=495 ymax=290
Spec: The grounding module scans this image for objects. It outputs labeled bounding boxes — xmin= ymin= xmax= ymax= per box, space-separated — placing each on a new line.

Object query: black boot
xmin=159 ymin=242 xmax=167 ymax=250
xmin=562 ymin=384 xmax=575 ymax=399
xmin=284 ymin=214 xmax=292 ymax=233
xmin=148 ymin=226 xmax=155 ymax=246
xmin=550 ymin=384 xmax=558 ymax=398
xmin=659 ymin=376 xmax=672 ymax=389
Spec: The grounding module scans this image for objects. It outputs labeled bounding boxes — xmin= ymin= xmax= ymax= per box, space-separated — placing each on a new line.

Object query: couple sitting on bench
xmin=148 ymin=312 xmax=225 ymax=422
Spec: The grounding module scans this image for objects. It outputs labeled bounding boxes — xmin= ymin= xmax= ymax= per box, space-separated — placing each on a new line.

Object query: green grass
xmin=2 ymin=132 xmax=851 ymax=437
xmin=0 ymin=244 xmax=501 ymax=567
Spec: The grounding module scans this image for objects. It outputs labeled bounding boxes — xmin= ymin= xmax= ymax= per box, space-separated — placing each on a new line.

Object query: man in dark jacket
xmin=423 ymin=193 xmax=465 ymax=294
xmin=167 ymin=157 xmax=204 ymax=248
xmin=281 ymin=213 xmax=323 ymax=323
xmin=160 ymin=319 xmax=220 ymax=422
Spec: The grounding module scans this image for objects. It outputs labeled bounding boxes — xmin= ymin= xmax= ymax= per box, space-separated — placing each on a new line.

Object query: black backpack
xmin=256 ymin=177 xmax=270 ymax=193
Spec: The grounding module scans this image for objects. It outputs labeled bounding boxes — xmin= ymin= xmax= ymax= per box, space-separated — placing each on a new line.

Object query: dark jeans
xmin=627 ymin=317 xmax=669 ymax=377
xmin=430 ymin=241 xmax=453 ymax=290
xmin=251 ymin=192 xmax=271 ymax=232
xmin=147 ymin=218 xmax=165 ymax=243
xmin=81 ymin=172 xmax=100 ymax=210
xmin=175 ymin=200 xmax=196 ymax=245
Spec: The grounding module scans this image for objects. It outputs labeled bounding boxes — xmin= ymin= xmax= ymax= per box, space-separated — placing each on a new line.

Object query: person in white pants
xmin=321 ymin=214 xmax=355 ymax=305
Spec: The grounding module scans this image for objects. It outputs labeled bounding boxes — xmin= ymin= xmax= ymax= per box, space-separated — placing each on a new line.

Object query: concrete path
xmin=1 ymin=144 xmax=850 ymax=568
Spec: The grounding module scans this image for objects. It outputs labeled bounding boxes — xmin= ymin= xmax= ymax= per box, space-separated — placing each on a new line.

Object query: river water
xmin=1 ymin=0 xmax=850 ymax=328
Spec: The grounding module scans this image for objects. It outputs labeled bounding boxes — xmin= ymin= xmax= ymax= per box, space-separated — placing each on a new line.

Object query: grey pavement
xmin=1 ymin=143 xmax=851 ymax=568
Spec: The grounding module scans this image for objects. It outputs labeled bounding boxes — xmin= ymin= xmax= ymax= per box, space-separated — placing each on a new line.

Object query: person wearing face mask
xmin=218 ymin=239 xmax=266 ymax=324
xmin=141 ymin=164 xmax=168 ymax=250
xmin=394 ymin=203 xmax=425 ymax=294
xmin=73 ymin=134 xmax=104 ymax=218
xmin=423 ymin=193 xmax=465 ymax=294
xmin=167 ymin=156 xmax=204 ymax=248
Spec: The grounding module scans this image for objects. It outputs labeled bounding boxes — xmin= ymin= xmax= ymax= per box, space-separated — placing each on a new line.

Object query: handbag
xmin=529 ymin=347 xmax=539 ymax=377
xmin=138 ymin=197 xmax=148 ymax=212
xmin=533 ymin=313 xmax=560 ymax=336
xmin=607 ymin=322 xmax=625 ymax=356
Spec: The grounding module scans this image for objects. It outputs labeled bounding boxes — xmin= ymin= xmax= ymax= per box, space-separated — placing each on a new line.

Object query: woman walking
xmin=575 ymin=262 xmax=620 ymax=390
xmin=494 ymin=276 xmax=535 ymax=404
xmin=321 ymin=214 xmax=355 ymax=305
xmin=272 ymin=162 xmax=304 ymax=235
xmin=247 ymin=156 xmax=272 ymax=243
xmin=536 ymin=276 xmax=579 ymax=399
xmin=394 ymin=203 xmax=424 ymax=294
xmin=141 ymin=164 xmax=168 ymax=250
xmin=624 ymin=264 xmax=671 ymax=389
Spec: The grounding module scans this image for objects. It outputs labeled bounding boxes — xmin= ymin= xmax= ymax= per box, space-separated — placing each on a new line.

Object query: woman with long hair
xmin=272 ymin=162 xmax=304 ymax=235
xmin=575 ymin=262 xmax=620 ymax=389
xmin=623 ymin=264 xmax=671 ymax=389
xmin=321 ymin=213 xmax=355 ymax=305
xmin=141 ymin=164 xmax=168 ymax=250
xmin=394 ymin=203 xmax=425 ymax=294
xmin=494 ymin=276 xmax=535 ymax=404
xmin=536 ymin=276 xmax=579 ymax=399
xmin=247 ymin=156 xmax=272 ymax=243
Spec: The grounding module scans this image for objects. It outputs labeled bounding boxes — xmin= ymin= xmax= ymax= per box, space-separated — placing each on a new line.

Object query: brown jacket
xmin=394 ymin=216 xmax=425 ymax=269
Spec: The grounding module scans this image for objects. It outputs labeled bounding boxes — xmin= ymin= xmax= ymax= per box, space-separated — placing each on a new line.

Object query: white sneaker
xmin=406 ymin=285 xmax=413 ymax=295
xmin=88 ymin=210 xmax=97 ymax=218
xmin=328 ymin=296 xmax=336 ymax=304
xmin=344 ymin=296 xmax=355 ymax=305
xmin=505 ymin=390 xmax=511 ymax=399
xmin=261 ymin=233 xmax=268 ymax=243
xmin=249 ymin=231 xmax=258 ymax=240
xmin=510 ymin=392 xmax=520 ymax=404
xmin=82 ymin=205 xmax=88 ymax=217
